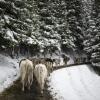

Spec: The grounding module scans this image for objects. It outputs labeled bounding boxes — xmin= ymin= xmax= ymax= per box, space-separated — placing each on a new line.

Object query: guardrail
xmin=53 ymin=62 xmax=91 ymax=71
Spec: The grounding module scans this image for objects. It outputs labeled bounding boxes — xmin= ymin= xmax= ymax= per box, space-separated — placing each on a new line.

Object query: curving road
xmin=1 ymin=64 xmax=100 ymax=100
xmin=48 ymin=64 xmax=100 ymax=100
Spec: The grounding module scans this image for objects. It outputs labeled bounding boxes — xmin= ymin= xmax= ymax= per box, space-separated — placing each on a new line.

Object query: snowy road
xmin=48 ymin=65 xmax=100 ymax=100
xmin=0 ymin=54 xmax=52 ymax=100
xmin=0 ymin=54 xmax=100 ymax=100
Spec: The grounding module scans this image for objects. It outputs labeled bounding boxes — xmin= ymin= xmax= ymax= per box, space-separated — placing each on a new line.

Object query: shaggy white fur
xmin=34 ymin=64 xmax=48 ymax=94
xmin=20 ymin=59 xmax=34 ymax=91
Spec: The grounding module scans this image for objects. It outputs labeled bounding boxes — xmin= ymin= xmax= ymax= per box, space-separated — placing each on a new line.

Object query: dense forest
xmin=0 ymin=0 xmax=100 ymax=68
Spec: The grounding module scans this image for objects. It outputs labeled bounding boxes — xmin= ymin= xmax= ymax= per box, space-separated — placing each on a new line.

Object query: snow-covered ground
xmin=48 ymin=65 xmax=100 ymax=100
xmin=1 ymin=53 xmax=100 ymax=100
xmin=0 ymin=54 xmax=19 ymax=93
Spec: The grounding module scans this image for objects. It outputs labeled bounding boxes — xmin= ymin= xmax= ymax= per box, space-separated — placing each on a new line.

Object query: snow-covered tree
xmin=36 ymin=0 xmax=84 ymax=54
xmin=81 ymin=0 xmax=100 ymax=68
xmin=1 ymin=0 xmax=100 ymax=63
xmin=0 ymin=0 xmax=39 ymax=56
xmin=90 ymin=0 xmax=100 ymax=67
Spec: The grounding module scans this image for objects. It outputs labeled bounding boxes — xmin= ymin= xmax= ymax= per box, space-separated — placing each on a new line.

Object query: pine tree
xmin=81 ymin=0 xmax=100 ymax=68
xmin=66 ymin=0 xmax=84 ymax=51
xmin=0 ymin=0 xmax=39 ymax=56
xmin=90 ymin=0 xmax=100 ymax=67
xmin=36 ymin=0 xmax=84 ymax=55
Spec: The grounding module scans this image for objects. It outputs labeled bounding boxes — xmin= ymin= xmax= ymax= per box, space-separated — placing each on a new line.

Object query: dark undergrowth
xmin=88 ymin=65 xmax=100 ymax=76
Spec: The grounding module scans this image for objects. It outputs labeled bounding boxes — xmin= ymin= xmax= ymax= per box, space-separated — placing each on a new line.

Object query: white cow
xmin=19 ymin=59 xmax=34 ymax=91
xmin=39 ymin=58 xmax=53 ymax=75
xmin=34 ymin=64 xmax=48 ymax=94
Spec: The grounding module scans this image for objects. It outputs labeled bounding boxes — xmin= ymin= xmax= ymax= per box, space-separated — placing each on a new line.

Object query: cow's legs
xmin=22 ymin=81 xmax=25 ymax=91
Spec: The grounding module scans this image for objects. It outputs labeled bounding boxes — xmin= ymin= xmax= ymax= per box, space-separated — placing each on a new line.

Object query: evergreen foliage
xmin=0 ymin=0 xmax=100 ymax=68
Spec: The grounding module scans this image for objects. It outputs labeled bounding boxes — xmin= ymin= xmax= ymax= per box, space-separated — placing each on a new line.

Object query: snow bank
xmin=0 ymin=54 xmax=19 ymax=93
xmin=48 ymin=65 xmax=100 ymax=100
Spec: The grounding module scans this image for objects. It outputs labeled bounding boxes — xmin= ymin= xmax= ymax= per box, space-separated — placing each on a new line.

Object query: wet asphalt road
xmin=0 ymin=79 xmax=53 ymax=100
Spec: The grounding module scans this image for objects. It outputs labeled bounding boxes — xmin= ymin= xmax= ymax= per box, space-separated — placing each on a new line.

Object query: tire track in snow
xmin=78 ymin=67 xmax=98 ymax=100
xmin=67 ymin=69 xmax=85 ymax=100
xmin=48 ymin=65 xmax=100 ymax=100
